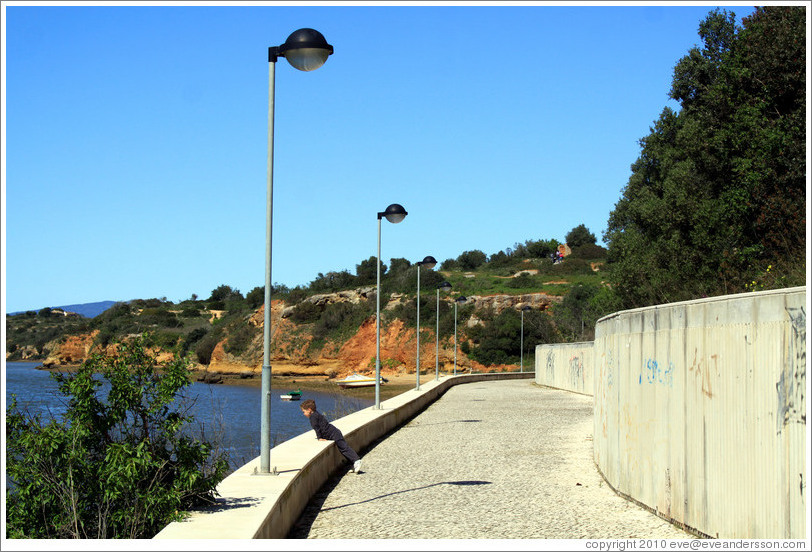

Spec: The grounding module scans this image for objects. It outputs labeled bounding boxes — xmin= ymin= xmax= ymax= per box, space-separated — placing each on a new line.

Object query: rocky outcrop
xmin=209 ymin=341 xmax=261 ymax=377
xmin=13 ymin=345 xmax=40 ymax=360
xmin=280 ymin=287 xmax=375 ymax=318
xmin=42 ymin=331 xmax=100 ymax=367
xmin=463 ymin=292 xmax=560 ymax=314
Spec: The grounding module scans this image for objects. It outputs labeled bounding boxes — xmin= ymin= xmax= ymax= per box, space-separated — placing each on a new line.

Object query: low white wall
xmin=154 ymin=371 xmax=534 ymax=539
xmin=535 ymin=341 xmax=594 ymax=396
xmin=593 ymin=287 xmax=806 ymax=539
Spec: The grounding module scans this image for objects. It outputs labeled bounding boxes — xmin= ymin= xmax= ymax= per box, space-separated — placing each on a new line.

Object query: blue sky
xmin=2 ymin=1 xmax=761 ymax=313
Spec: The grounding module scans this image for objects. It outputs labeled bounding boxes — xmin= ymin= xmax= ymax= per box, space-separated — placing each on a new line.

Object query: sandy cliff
xmin=41 ymin=291 xmax=559 ymax=380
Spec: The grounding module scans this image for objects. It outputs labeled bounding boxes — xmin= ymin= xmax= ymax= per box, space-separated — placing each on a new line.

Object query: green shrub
xmin=569 ymin=243 xmax=607 ymax=259
xmin=506 ymin=273 xmax=536 ymax=289
xmin=194 ymin=332 xmax=221 ymax=365
xmin=182 ymin=327 xmax=209 ymax=355
xmin=457 ymin=250 xmax=487 ymax=270
xmin=313 ymin=301 xmax=374 ymax=342
xmin=141 ymin=308 xmax=183 ymax=328
xmin=5 ymin=335 xmax=228 ymax=538
xmin=289 ymin=301 xmax=322 ymax=324
xmin=181 ymin=306 xmax=201 ymax=318
xmin=224 ymin=323 xmax=258 ymax=356
xmin=246 ymin=286 xmax=264 ymax=309
xmin=467 ymin=308 xmax=558 ymax=366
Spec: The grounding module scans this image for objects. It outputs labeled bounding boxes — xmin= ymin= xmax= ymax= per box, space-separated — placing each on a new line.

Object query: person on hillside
xmin=300 ymin=398 xmax=362 ymax=474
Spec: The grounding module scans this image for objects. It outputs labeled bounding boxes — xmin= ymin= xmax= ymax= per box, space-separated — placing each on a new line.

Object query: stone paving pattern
xmin=289 ymin=379 xmax=695 ymax=539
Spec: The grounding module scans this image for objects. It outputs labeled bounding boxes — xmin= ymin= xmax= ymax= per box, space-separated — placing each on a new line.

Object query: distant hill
xmin=8 ymin=243 xmax=612 ymax=367
xmin=57 ymin=301 xmax=119 ymax=318
xmin=10 ymin=300 xmax=119 ymax=319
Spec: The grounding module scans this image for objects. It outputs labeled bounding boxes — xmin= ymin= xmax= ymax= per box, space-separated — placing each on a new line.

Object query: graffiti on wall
xmin=776 ymin=307 xmax=806 ymax=434
xmin=546 ymin=350 xmax=555 ymax=381
xmin=570 ymin=354 xmax=584 ymax=387
xmin=688 ymin=348 xmax=717 ymax=398
xmin=639 ymin=358 xmax=674 ymax=387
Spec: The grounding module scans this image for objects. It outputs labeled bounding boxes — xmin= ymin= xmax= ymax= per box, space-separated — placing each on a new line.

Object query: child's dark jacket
xmin=309 ymin=409 xmax=344 ymax=441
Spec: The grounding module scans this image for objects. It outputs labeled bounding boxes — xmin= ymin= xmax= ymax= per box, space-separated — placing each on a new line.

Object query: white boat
xmin=280 ymin=389 xmax=302 ymax=401
xmin=334 ymin=373 xmax=382 ymax=388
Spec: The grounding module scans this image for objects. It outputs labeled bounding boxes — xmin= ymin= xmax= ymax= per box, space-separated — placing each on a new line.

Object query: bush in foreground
xmin=5 ymin=334 xmax=228 ymax=539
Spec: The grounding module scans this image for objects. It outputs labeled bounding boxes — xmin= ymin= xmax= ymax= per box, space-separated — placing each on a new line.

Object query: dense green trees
xmin=451 ymin=250 xmax=487 ymax=270
xmin=5 ymin=335 xmax=228 ymax=538
xmin=552 ymin=283 xmax=621 ymax=342
xmin=565 ymin=224 xmax=597 ymax=248
xmin=605 ymin=7 xmax=806 ymax=308
xmin=355 ymin=256 xmax=380 ymax=285
xmin=467 ymin=308 xmax=557 ymax=366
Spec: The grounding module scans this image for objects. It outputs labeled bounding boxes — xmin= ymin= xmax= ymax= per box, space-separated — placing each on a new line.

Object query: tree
xmin=487 ymin=250 xmax=510 ymax=267
xmin=604 ymin=7 xmax=805 ymax=308
xmin=208 ymin=285 xmax=241 ymax=303
xmin=388 ymin=257 xmax=412 ymax=275
xmin=309 ymin=270 xmax=357 ymax=292
xmin=246 ymin=286 xmax=264 ymax=309
xmin=457 ymin=250 xmax=488 ymax=270
xmin=356 ymin=256 xmax=383 ymax=285
xmin=552 ymin=284 xmax=620 ymax=341
xmin=525 ymin=239 xmax=560 ymax=259
xmin=440 ymin=258 xmax=459 ymax=271
xmin=565 ymin=225 xmax=597 ymax=248
xmin=5 ymin=334 xmax=228 ymax=538
xmin=467 ymin=308 xmax=557 ymax=366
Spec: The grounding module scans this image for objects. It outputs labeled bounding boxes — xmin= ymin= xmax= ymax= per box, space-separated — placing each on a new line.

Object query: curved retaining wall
xmin=535 ymin=341 xmax=594 ymax=395
xmin=593 ymin=287 xmax=806 ymax=539
xmin=154 ymin=371 xmax=533 ymax=539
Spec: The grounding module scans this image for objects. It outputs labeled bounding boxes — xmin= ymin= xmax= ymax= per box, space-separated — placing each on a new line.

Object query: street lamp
xmin=521 ymin=305 xmax=532 ymax=373
xmin=415 ymin=256 xmax=437 ymax=390
xmin=375 ymin=204 xmax=408 ymax=408
xmin=454 ymin=296 xmax=467 ymax=375
xmin=436 ymin=281 xmax=452 ymax=380
xmin=261 ymin=28 xmax=334 ymax=475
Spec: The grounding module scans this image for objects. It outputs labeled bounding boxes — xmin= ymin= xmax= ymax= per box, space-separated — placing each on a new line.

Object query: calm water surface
xmin=4 ymin=361 xmax=373 ymax=471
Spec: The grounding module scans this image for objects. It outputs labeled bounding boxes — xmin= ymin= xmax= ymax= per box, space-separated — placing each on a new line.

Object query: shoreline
xmin=14 ymin=359 xmax=525 ymax=402
xmin=15 ymin=360 xmax=423 ymax=402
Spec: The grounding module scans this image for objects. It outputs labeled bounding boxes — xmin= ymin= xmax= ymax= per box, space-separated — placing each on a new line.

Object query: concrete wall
xmin=154 ymin=371 xmax=533 ymax=539
xmin=535 ymin=341 xmax=594 ymax=395
xmin=593 ymin=287 xmax=806 ymax=539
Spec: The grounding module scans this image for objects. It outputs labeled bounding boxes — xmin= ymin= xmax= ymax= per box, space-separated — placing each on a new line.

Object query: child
xmin=300 ymin=398 xmax=362 ymax=474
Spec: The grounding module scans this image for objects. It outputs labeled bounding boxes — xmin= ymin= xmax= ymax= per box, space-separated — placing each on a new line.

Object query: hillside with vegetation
xmin=6 ymin=225 xmax=615 ymax=381
xmin=6 ymin=7 xmax=805 ymax=380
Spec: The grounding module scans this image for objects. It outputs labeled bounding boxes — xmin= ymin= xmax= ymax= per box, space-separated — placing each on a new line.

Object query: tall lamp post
xmin=435 ymin=281 xmax=452 ymax=380
xmin=520 ymin=305 xmax=532 ymax=373
xmin=261 ymin=28 xmax=333 ymax=475
xmin=415 ymin=256 xmax=437 ymax=390
xmin=454 ymin=296 xmax=467 ymax=375
xmin=375 ymin=204 xmax=408 ymax=408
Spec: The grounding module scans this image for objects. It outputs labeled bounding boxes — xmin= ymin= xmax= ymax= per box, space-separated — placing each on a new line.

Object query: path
xmin=289 ymin=379 xmax=694 ymax=540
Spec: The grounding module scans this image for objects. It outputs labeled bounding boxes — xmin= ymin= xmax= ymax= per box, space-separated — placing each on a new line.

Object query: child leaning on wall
xmin=300 ymin=398 xmax=362 ymax=474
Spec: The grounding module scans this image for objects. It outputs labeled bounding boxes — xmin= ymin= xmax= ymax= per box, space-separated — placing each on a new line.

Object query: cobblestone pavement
xmin=288 ymin=380 xmax=695 ymax=540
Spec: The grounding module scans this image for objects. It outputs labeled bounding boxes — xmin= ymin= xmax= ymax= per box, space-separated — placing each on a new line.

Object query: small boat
xmin=334 ymin=373 xmax=381 ymax=389
xmin=280 ymin=389 xmax=302 ymax=401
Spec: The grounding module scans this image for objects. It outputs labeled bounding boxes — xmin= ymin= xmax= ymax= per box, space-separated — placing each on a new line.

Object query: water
xmin=4 ymin=361 xmax=373 ymax=471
